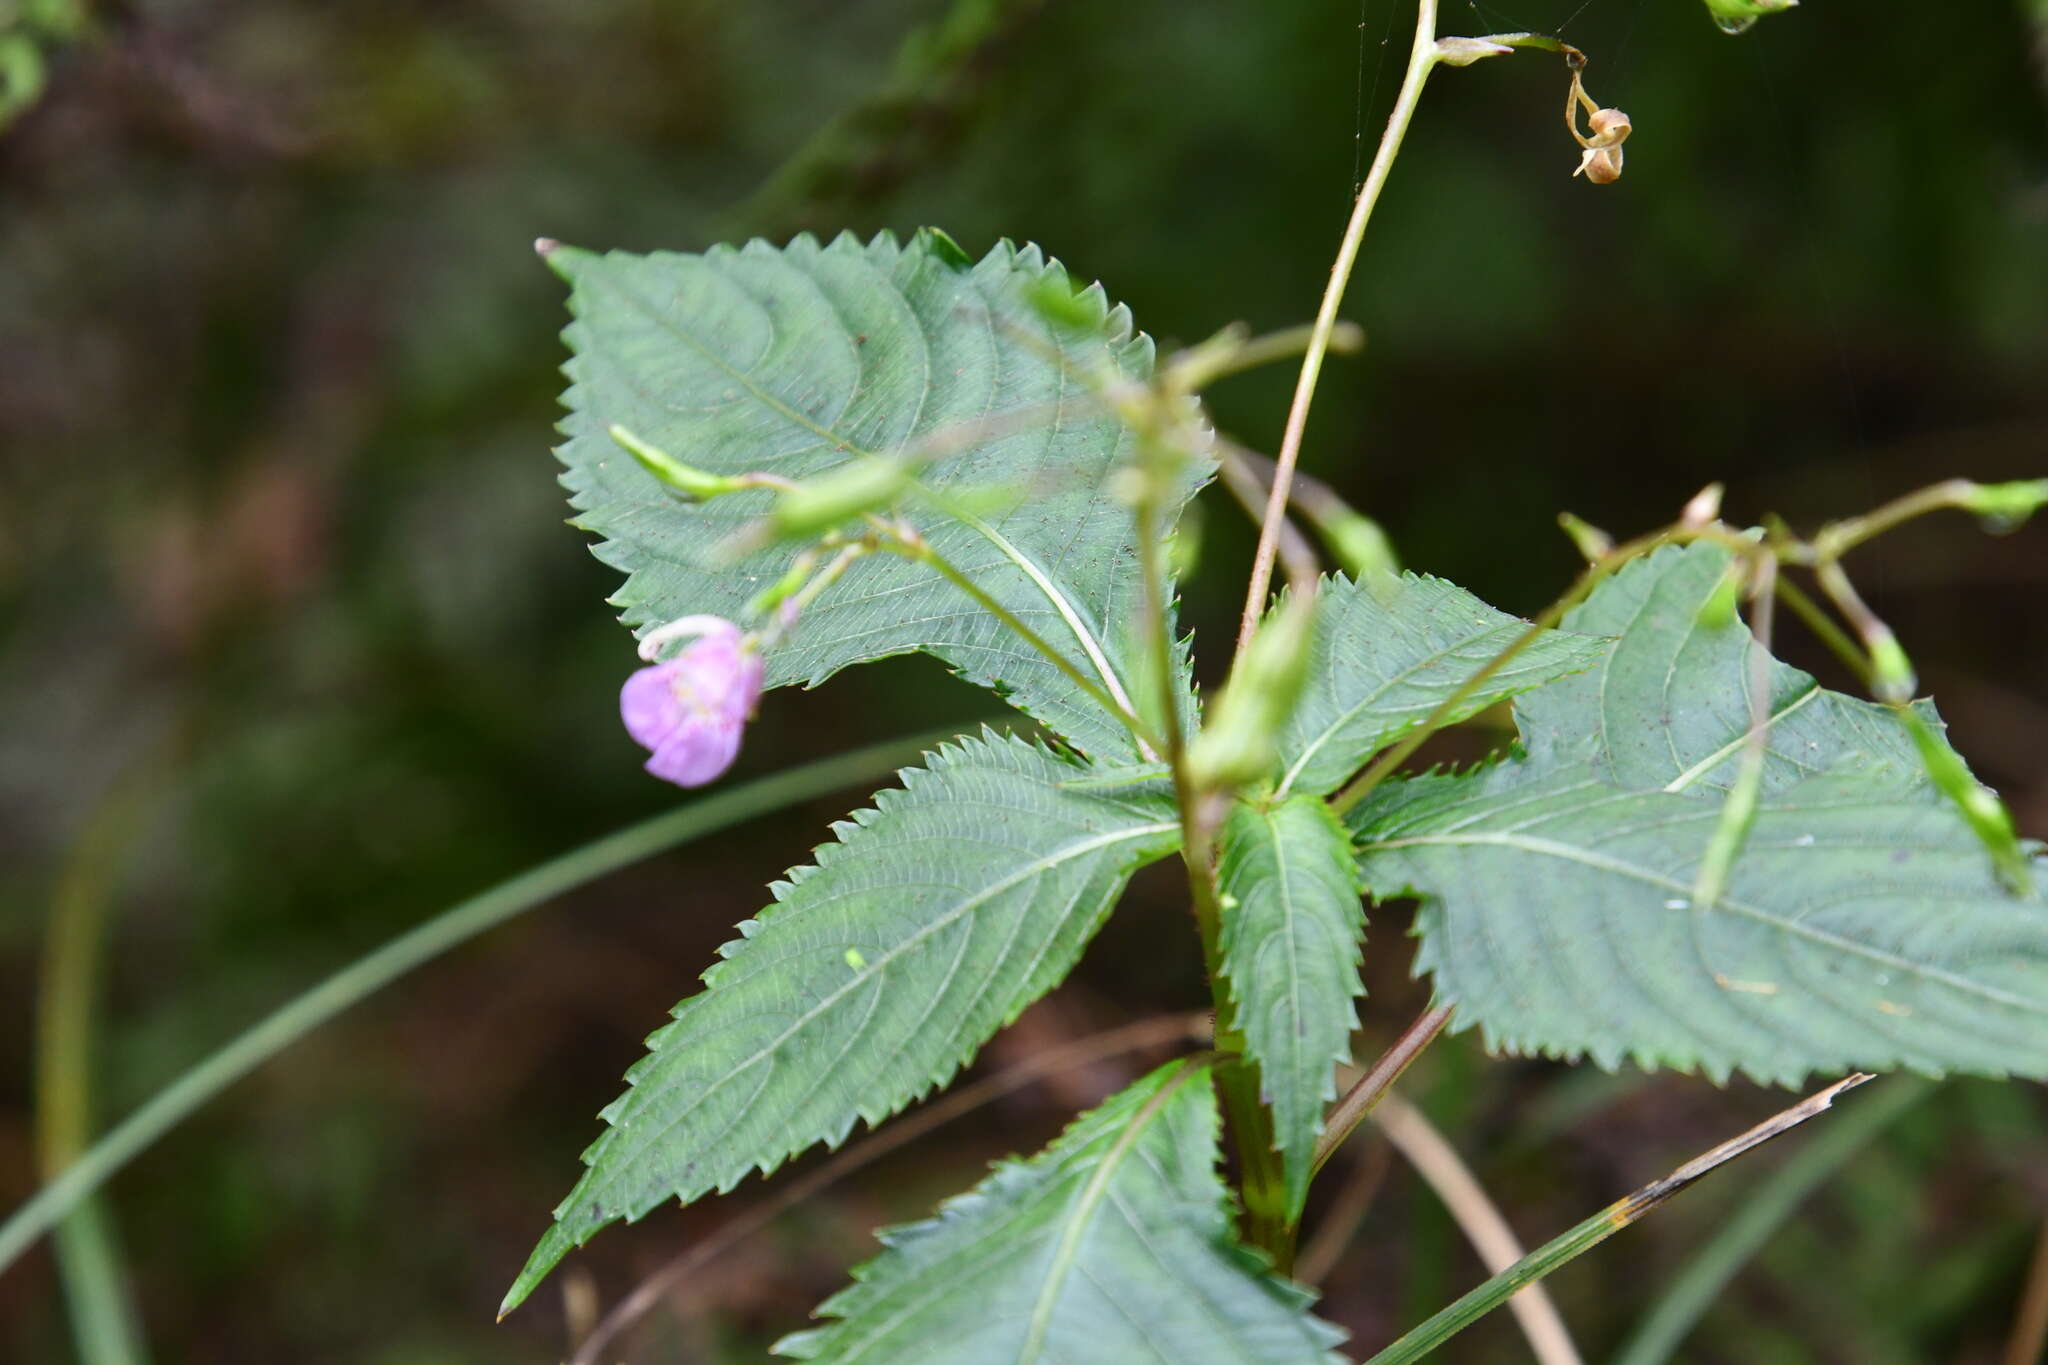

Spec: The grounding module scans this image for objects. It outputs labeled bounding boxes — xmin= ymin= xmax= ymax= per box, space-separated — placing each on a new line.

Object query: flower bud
xmin=1680 ymin=482 xmax=1724 ymax=528
xmin=609 ymin=425 xmax=746 ymax=502
xmin=1702 ymin=0 xmax=1797 ymax=36
xmin=1187 ymin=593 xmax=1316 ymax=792
xmin=1557 ymin=512 xmax=1613 ymax=562
xmin=1868 ymin=630 xmax=1916 ymax=705
xmin=1321 ymin=509 xmax=1400 ymax=581
xmin=620 ymin=616 xmax=764 ymax=787
xmin=1961 ymin=478 xmax=2048 ymax=534
xmin=770 ymin=458 xmax=910 ymax=539
xmin=1698 ymin=563 xmax=1743 ymax=629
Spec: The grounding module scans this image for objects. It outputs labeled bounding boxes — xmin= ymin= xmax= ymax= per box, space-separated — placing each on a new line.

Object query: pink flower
xmin=620 ymin=616 xmax=764 ymax=787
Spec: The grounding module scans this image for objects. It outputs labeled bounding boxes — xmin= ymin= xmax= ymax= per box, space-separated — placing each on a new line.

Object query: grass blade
xmin=0 ymin=727 xmax=973 ymax=1281
xmin=1362 ymin=1074 xmax=1873 ymax=1365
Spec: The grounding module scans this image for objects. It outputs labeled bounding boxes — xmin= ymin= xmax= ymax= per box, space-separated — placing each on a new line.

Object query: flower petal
xmin=620 ymin=660 xmax=689 ymax=750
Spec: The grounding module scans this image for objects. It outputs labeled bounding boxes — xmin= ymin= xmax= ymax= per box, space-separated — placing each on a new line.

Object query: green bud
xmin=1556 ymin=511 xmax=1613 ymax=563
xmin=1961 ymin=478 xmax=2048 ymax=534
xmin=1868 ymin=630 xmax=1917 ymax=704
xmin=610 ymin=425 xmax=743 ymax=502
xmin=1701 ymin=0 xmax=1797 ymax=35
xmin=1898 ymin=708 xmax=2033 ymax=895
xmin=771 ymin=458 xmax=910 ymax=539
xmin=1698 ymin=563 xmax=1743 ymax=629
xmin=1187 ymin=594 xmax=1317 ymax=791
xmin=1320 ymin=509 xmax=1400 ymax=580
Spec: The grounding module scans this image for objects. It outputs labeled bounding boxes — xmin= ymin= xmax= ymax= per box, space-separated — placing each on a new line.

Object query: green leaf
xmin=1348 ymin=544 xmax=2045 ymax=1085
xmin=504 ymin=730 xmax=1182 ymax=1313
xmin=1216 ymin=795 xmax=1366 ymax=1221
xmin=774 ymin=1059 xmax=1346 ymax=1363
xmin=1515 ymin=543 xmax=1932 ymax=797
xmin=546 ymin=230 xmax=1203 ymax=760
xmin=1274 ymin=572 xmax=1609 ymax=798
xmin=1351 ymin=760 xmax=2048 ymax=1084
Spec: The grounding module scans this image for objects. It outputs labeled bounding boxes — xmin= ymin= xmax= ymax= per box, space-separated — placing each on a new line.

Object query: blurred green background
xmin=3 ymin=0 xmax=2046 ymax=1360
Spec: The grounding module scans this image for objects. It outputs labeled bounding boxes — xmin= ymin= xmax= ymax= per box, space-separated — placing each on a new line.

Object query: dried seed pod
xmin=1577 ymin=145 xmax=1624 ymax=183
xmin=1587 ymin=107 xmax=1632 ymax=146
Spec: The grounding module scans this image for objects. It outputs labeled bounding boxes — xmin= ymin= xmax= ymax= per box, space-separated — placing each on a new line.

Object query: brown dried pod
xmin=1587 ymin=107 xmax=1632 ymax=146
xmin=1578 ymin=145 xmax=1625 ymax=183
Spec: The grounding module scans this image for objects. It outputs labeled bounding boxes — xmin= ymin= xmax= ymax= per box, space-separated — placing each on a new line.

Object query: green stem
xmin=48 ymin=1203 xmax=147 ymax=1365
xmin=38 ymin=775 xmax=160 ymax=1365
xmin=1770 ymin=575 xmax=1872 ymax=688
xmin=1219 ymin=0 xmax=1448 ymax=1251
xmin=1612 ymin=1077 xmax=1928 ymax=1365
xmin=1690 ymin=556 xmax=1775 ymax=910
xmin=1133 ymin=454 xmax=1294 ymax=1262
xmin=1812 ymin=478 xmax=1983 ymax=560
xmin=1235 ymin=0 xmax=1440 ymax=654
xmin=0 ymin=729 xmax=972 ymax=1281
xmin=1362 ymin=1074 xmax=1872 ymax=1364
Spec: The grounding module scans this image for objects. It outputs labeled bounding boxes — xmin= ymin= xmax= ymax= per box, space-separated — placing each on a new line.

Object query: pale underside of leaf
xmin=1352 ymin=762 xmax=2048 ymax=1085
xmin=548 ymin=230 xmax=1208 ymax=759
xmin=1216 ymin=795 xmax=1366 ymax=1220
xmin=774 ymin=1060 xmax=1347 ymax=1364
xmin=1515 ymin=542 xmax=1938 ymax=795
xmin=1274 ymin=571 xmax=1609 ymax=798
xmin=504 ymin=730 xmax=1181 ymax=1313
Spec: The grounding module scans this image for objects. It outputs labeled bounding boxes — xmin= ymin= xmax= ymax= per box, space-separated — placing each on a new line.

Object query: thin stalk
xmin=1613 ymin=1077 xmax=1928 ymax=1365
xmin=1313 ymin=1005 xmax=1451 ymax=1174
xmin=0 ymin=728 xmax=974 ymax=1280
xmin=38 ymin=776 xmax=159 ymax=1365
xmin=1135 ymin=457 xmax=1292 ymax=1262
xmin=570 ymin=1011 xmax=1210 ymax=1364
xmin=1362 ymin=1073 xmax=1874 ymax=1365
xmin=1813 ymin=477 xmax=1984 ymax=560
xmin=1236 ymin=0 xmax=1440 ymax=654
xmin=890 ymin=536 xmax=1159 ymax=757
xmin=1373 ymin=1094 xmax=1583 ymax=1365
xmin=1215 ymin=443 xmax=1321 ymax=587
xmin=1690 ymin=556 xmax=1776 ymax=909
xmin=1222 ymin=443 xmax=1397 ymax=579
xmin=1771 ymin=575 xmax=1872 ymax=688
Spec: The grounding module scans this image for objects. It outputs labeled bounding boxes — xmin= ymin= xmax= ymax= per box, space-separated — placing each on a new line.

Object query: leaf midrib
xmin=1362 ymin=827 xmax=2047 ymax=1015
xmin=592 ymin=818 xmax=1181 ymax=1191
xmin=1017 ymin=1062 xmax=1204 ymax=1363
xmin=1659 ymin=683 xmax=1822 ymax=792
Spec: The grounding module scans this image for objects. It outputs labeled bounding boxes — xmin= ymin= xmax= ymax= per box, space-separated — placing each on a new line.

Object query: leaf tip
xmin=915 ymin=225 xmax=974 ymax=271
xmin=500 ymin=1219 xmax=578 ymax=1319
